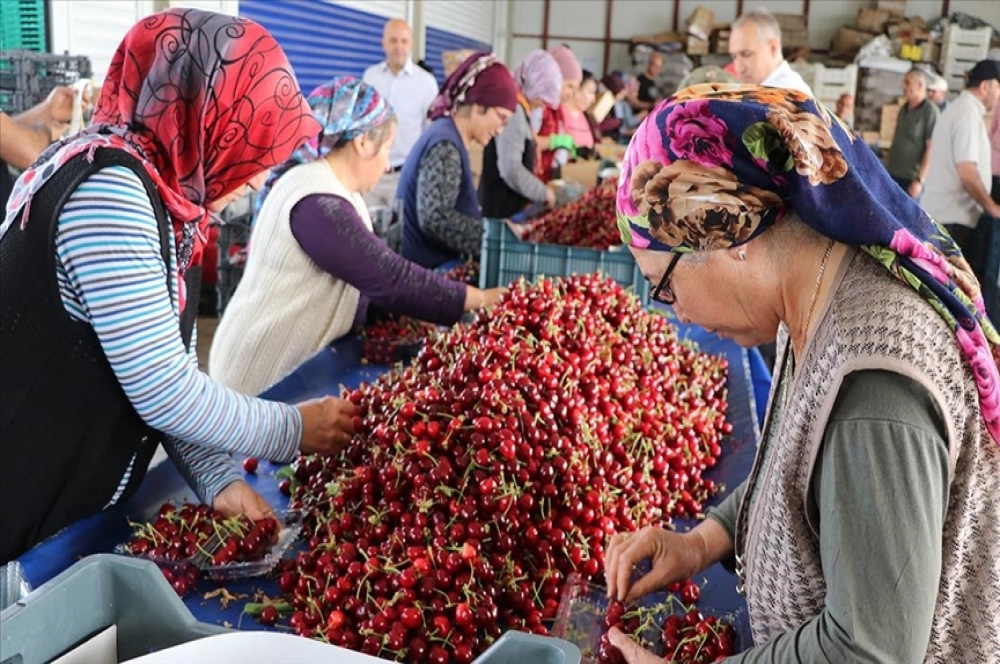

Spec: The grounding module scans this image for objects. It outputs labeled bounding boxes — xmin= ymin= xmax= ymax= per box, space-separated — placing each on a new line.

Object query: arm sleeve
xmin=724 ymin=370 xmax=948 ymax=663
xmin=924 ymin=105 xmax=938 ymax=143
xmin=706 ymin=480 xmax=746 ymax=542
xmin=56 ymin=166 xmax=303 ymax=502
xmin=495 ymin=109 xmax=548 ymax=203
xmin=415 ymin=141 xmax=484 ymax=256
xmin=289 ymin=193 xmax=466 ymax=325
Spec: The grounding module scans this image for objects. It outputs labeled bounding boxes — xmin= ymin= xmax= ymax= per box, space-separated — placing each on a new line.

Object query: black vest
xmin=479 ymin=133 xmax=537 ymax=220
xmin=0 ymin=148 xmax=198 ymax=563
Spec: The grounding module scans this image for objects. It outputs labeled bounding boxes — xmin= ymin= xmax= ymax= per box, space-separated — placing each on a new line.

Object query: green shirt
xmin=709 ymin=369 xmax=948 ymax=662
xmin=887 ymin=99 xmax=939 ymax=180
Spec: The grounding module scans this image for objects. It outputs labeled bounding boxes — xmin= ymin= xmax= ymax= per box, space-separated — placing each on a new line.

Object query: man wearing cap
xmin=922 ymin=60 xmax=1000 ymax=315
xmin=928 ymin=75 xmax=949 ymax=111
xmin=363 ymin=18 xmax=439 ymax=208
xmin=728 ymin=8 xmax=813 ymax=95
xmin=887 ymin=69 xmax=939 ymax=199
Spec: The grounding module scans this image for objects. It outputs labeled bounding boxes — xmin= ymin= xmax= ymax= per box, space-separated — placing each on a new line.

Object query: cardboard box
xmin=560 ymin=159 xmax=601 ymax=187
xmin=686 ymin=35 xmax=710 ymax=55
xmin=630 ymin=32 xmax=683 ymax=47
xmin=832 ymin=27 xmax=877 ymax=56
xmin=880 ymin=104 xmax=900 ymax=143
xmin=442 ymin=49 xmax=478 ymax=77
xmin=774 ymin=14 xmax=807 ymax=32
xmin=856 ymin=7 xmax=890 ymax=34
xmin=595 ymin=139 xmax=627 ymax=164
xmin=685 ymin=6 xmax=715 ymax=41
xmin=874 ymin=0 xmax=906 ymax=17
xmin=888 ymin=17 xmax=929 ymax=43
xmin=589 ymin=91 xmax=615 ymax=124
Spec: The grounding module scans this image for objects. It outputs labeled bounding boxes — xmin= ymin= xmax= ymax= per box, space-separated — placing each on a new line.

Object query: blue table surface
xmin=17 ymin=322 xmax=770 ymax=649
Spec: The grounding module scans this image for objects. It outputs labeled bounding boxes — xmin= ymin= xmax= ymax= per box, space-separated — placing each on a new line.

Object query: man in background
xmin=922 ymin=59 xmax=1000 ymax=316
xmin=363 ymin=18 xmax=439 ymax=209
xmin=928 ymin=75 xmax=949 ymax=111
xmin=835 ymin=93 xmax=855 ymax=128
xmin=729 ymin=8 xmax=812 ymax=95
xmin=631 ymin=51 xmax=662 ymax=113
xmin=887 ymin=69 xmax=939 ymax=199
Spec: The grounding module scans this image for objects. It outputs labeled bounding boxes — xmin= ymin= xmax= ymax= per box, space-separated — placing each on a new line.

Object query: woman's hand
xmin=213 ymin=479 xmax=276 ymax=521
xmin=545 ymin=186 xmax=556 ymax=207
xmin=297 ymin=396 xmax=356 ymax=456
xmin=464 ymin=286 xmax=506 ymax=311
xmin=606 ymin=627 xmax=664 ymax=664
xmin=605 ymin=526 xmax=707 ymax=603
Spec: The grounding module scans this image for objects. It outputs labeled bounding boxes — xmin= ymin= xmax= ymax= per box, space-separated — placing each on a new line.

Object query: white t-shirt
xmin=363 ymin=60 xmax=439 ymax=168
xmin=761 ymin=60 xmax=813 ymax=96
xmin=921 ymin=91 xmax=991 ymax=229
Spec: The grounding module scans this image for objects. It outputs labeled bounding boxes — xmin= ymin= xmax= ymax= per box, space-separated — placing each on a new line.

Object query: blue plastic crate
xmin=479 ymin=218 xmax=650 ymax=305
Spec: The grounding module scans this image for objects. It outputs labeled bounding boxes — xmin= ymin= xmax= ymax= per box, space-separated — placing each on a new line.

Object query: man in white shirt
xmin=729 ymin=8 xmax=813 ymax=96
xmin=922 ymin=60 xmax=1000 ymax=283
xmin=363 ymin=19 xmax=439 ymax=209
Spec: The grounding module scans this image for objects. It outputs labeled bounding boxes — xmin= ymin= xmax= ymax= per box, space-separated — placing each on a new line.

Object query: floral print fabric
xmin=616 ymin=83 xmax=1000 ymax=445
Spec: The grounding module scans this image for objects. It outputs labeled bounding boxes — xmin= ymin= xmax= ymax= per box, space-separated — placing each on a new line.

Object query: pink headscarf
xmin=514 ymin=50 xmax=563 ymax=109
xmin=550 ymin=45 xmax=582 ymax=83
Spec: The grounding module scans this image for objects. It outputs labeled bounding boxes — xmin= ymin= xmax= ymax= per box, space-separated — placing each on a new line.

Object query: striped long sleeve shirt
xmin=54 ymin=165 xmax=303 ymax=503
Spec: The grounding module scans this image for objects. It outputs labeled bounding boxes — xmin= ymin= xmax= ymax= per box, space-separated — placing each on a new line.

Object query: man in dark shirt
xmin=632 ymin=51 xmax=662 ymax=112
xmin=887 ymin=69 xmax=939 ymax=199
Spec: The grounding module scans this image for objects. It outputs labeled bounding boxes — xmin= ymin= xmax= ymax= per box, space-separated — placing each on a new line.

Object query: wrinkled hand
xmin=907 ymin=180 xmax=922 ymax=199
xmin=297 ymin=396 xmax=356 ymax=456
xmin=607 ymin=627 xmax=663 ymax=664
xmin=213 ymin=479 xmax=276 ymax=522
xmin=480 ymin=287 xmax=506 ymax=308
xmin=505 ymin=218 xmax=535 ymax=240
xmin=605 ymin=526 xmax=704 ymax=603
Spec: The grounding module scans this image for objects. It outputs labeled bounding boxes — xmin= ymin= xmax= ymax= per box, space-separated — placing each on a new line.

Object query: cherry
xmin=242 ymin=457 xmax=258 ymax=474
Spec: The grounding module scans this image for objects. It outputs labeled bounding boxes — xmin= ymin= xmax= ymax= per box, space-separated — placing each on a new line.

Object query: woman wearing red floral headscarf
xmin=0 ymin=9 xmax=355 ymax=563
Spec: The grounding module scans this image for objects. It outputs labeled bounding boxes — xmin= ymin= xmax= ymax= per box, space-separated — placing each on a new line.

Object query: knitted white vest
xmin=209 ymin=160 xmax=371 ymax=395
xmin=735 ymin=250 xmax=1000 ymax=662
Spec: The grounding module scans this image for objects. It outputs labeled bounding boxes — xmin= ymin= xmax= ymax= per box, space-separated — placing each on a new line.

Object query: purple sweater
xmin=289 ymin=194 xmax=467 ymax=327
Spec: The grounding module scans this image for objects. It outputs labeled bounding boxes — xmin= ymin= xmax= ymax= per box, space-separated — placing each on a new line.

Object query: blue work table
xmin=16 ymin=322 xmax=770 ymax=648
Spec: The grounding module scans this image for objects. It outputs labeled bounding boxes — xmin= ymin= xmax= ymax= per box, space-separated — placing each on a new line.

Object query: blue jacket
xmin=398 ymin=117 xmax=481 ymax=268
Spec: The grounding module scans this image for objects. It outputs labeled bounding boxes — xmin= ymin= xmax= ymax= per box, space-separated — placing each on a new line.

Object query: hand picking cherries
xmin=525 ymin=179 xmax=621 ymax=250
xmin=443 ymin=259 xmax=480 ymax=286
xmin=362 ymin=315 xmax=436 ymax=364
xmin=269 ymin=275 xmax=731 ymax=661
xmin=121 ymin=502 xmax=278 ymax=596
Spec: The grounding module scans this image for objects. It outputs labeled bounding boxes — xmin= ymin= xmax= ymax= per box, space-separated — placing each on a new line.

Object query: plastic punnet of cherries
xmin=525 ymin=179 xmax=621 ymax=250
xmin=120 ymin=502 xmax=278 ymax=596
xmin=274 ymin=274 xmax=732 ymax=662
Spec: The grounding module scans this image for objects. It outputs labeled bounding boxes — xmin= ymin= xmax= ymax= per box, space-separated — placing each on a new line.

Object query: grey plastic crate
xmin=475 ymin=631 xmax=581 ymax=664
xmin=0 ymin=554 xmax=226 ymax=664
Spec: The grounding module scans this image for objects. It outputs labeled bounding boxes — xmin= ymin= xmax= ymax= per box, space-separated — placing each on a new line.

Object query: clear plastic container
xmin=552 ymin=574 xmax=748 ymax=663
xmin=0 ymin=561 xmax=32 ymax=611
xmin=115 ymin=510 xmax=302 ymax=581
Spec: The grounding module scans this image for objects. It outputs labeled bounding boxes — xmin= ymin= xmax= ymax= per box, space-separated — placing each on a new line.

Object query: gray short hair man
xmin=729 ymin=8 xmax=812 ymax=94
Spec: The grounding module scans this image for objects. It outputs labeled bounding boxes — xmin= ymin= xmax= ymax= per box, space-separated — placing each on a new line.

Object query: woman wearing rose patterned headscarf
xmin=398 ymin=51 xmax=518 ymax=268
xmin=604 ymin=85 xmax=999 ymax=662
xmin=0 ymin=9 xmax=356 ymax=563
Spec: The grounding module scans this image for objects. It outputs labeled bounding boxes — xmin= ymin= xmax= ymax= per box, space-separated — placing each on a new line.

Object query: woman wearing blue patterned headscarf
xmin=210 ymin=76 xmax=504 ymax=395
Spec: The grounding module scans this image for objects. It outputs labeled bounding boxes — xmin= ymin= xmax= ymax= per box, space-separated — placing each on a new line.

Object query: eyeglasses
xmin=651 ymin=253 xmax=681 ymax=305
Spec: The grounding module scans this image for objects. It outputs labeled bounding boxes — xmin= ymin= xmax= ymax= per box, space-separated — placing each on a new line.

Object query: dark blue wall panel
xmin=240 ymin=0 xmax=386 ymax=93
xmin=423 ymin=26 xmax=490 ymax=86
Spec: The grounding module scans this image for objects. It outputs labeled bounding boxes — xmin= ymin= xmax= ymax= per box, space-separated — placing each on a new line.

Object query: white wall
xmin=49 ymin=0 xmax=156 ymax=83
xmin=951 ymin=0 xmax=1000 ymax=28
xmin=336 ymin=0 xmax=407 ymax=19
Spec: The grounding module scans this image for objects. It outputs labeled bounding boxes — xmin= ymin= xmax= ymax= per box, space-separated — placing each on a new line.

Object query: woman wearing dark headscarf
xmin=209 ymin=77 xmax=504 ymax=395
xmin=478 ymin=49 xmax=562 ymax=219
xmin=0 ymin=9 xmax=356 ymax=563
xmin=398 ymin=52 xmax=518 ymax=268
xmin=604 ymin=85 xmax=999 ymax=662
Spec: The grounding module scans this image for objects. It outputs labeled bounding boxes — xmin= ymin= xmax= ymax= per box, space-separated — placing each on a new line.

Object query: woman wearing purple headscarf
xmin=479 ymin=49 xmax=563 ymax=219
xmin=210 ymin=77 xmax=504 ymax=395
xmin=603 ymin=85 xmax=999 ymax=663
xmin=398 ymin=52 xmax=519 ymax=268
